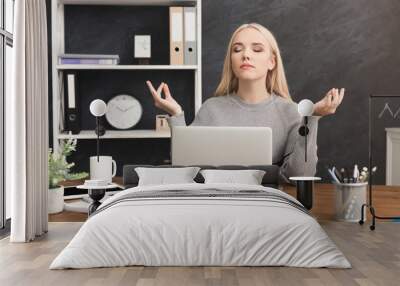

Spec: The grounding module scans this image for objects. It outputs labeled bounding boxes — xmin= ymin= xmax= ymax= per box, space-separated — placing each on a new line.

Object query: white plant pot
xmin=48 ymin=187 xmax=64 ymax=214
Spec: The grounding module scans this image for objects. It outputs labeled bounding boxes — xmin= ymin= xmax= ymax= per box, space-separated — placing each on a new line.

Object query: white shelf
xmin=57 ymin=130 xmax=171 ymax=139
xmin=58 ymin=0 xmax=197 ymax=5
xmin=56 ymin=64 xmax=198 ymax=70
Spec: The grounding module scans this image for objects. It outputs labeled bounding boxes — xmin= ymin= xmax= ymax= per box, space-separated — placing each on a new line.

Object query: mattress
xmin=50 ymin=183 xmax=351 ymax=269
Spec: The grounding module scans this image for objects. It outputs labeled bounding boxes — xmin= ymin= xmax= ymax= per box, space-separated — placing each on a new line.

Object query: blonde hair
xmin=214 ymin=23 xmax=291 ymax=100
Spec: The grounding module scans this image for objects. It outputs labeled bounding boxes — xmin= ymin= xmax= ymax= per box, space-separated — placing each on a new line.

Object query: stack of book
xmin=58 ymin=54 xmax=120 ymax=65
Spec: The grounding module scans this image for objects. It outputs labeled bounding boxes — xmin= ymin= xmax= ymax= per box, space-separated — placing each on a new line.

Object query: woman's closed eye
xmin=232 ymin=47 xmax=264 ymax=53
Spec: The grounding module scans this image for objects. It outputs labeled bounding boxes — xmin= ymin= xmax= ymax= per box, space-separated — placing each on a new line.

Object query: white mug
xmin=90 ymin=156 xmax=117 ymax=184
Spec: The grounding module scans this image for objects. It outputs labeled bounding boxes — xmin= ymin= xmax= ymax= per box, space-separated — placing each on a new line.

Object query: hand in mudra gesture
xmin=146 ymin=80 xmax=183 ymax=116
xmin=313 ymin=88 xmax=345 ymax=116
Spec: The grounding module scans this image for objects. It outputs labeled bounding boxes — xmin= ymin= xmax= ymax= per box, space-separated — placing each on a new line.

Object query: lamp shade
xmin=89 ymin=99 xmax=107 ymax=117
xmin=298 ymin=99 xmax=314 ymax=117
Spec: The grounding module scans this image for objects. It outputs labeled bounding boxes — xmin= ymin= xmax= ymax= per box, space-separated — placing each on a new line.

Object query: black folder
xmin=64 ymin=71 xmax=81 ymax=134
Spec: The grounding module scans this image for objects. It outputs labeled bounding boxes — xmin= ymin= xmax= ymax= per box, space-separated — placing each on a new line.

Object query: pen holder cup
xmin=334 ymin=182 xmax=367 ymax=222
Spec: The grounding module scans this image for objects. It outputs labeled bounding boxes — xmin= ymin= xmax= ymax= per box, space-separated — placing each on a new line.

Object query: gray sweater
xmin=167 ymin=93 xmax=320 ymax=180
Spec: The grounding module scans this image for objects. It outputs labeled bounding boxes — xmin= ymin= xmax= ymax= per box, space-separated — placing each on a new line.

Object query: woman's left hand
xmin=313 ymin=88 xmax=345 ymax=116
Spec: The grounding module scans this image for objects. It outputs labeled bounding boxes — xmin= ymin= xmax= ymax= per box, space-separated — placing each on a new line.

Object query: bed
xmin=50 ymin=165 xmax=351 ymax=269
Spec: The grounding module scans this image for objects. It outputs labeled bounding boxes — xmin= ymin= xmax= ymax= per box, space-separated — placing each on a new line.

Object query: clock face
xmin=105 ymin=94 xmax=143 ymax=129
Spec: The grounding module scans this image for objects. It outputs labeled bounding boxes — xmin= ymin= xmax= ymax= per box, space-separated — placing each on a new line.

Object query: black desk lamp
xmin=89 ymin=99 xmax=107 ymax=162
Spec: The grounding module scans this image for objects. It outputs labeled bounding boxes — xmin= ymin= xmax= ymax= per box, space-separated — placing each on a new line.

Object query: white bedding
xmin=50 ymin=183 xmax=351 ymax=269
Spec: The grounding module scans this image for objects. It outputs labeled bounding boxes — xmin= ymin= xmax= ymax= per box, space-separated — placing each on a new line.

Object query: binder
xmin=169 ymin=6 xmax=184 ymax=65
xmin=183 ymin=7 xmax=197 ymax=65
xmin=65 ymin=71 xmax=81 ymax=134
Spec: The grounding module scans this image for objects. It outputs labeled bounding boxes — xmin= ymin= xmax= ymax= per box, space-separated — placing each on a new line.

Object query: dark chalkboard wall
xmin=64 ymin=5 xmax=171 ymax=65
xmin=47 ymin=0 xmax=400 ymax=182
xmin=370 ymin=96 xmax=400 ymax=184
xmin=201 ymin=0 xmax=400 ymax=184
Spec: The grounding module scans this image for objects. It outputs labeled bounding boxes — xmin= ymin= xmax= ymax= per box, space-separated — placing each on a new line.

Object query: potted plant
xmin=48 ymin=138 xmax=88 ymax=214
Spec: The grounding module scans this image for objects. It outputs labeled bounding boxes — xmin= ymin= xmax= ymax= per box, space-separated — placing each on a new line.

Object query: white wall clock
xmin=105 ymin=94 xmax=143 ymax=129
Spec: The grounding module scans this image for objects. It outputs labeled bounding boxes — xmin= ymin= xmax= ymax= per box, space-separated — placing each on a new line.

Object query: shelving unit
xmin=51 ymin=0 xmax=202 ymax=152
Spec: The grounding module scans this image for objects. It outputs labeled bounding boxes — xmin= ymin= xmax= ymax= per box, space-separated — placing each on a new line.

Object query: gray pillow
xmin=135 ymin=167 xmax=201 ymax=186
xmin=200 ymin=169 xmax=266 ymax=185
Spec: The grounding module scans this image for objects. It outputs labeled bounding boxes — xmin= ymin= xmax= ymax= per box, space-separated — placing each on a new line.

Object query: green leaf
xmin=48 ymin=139 xmax=87 ymax=188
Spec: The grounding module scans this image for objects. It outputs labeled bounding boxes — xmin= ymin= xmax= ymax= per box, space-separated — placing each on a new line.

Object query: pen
xmin=333 ymin=167 xmax=343 ymax=183
xmin=353 ymin=164 xmax=359 ymax=183
xmin=326 ymin=166 xmax=341 ymax=184
xmin=340 ymin=168 xmax=346 ymax=182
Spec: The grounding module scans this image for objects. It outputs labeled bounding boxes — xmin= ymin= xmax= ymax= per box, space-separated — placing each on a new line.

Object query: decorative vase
xmin=48 ymin=186 xmax=64 ymax=214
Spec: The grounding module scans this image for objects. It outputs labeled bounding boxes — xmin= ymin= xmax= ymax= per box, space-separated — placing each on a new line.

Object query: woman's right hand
xmin=146 ymin=80 xmax=183 ymax=116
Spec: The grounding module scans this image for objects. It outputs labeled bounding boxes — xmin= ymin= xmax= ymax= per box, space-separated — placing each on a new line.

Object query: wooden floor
xmin=1 ymin=183 xmax=400 ymax=286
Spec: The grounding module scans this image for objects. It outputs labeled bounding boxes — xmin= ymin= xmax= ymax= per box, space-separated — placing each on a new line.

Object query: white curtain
xmin=9 ymin=0 xmax=49 ymax=242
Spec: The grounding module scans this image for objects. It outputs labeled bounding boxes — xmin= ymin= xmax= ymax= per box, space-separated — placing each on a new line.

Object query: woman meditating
xmin=146 ymin=23 xmax=344 ymax=180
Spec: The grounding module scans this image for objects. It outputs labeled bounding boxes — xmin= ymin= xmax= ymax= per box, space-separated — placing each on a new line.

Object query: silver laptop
xmin=171 ymin=126 xmax=272 ymax=166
